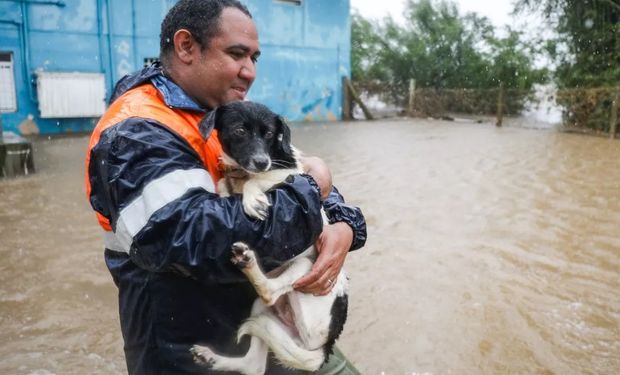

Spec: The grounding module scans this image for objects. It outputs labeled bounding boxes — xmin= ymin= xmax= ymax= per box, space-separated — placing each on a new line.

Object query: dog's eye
xmin=233 ymin=128 xmax=247 ymax=137
xmin=264 ymin=131 xmax=274 ymax=139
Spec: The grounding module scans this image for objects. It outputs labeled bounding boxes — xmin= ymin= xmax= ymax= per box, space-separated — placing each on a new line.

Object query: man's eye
xmin=233 ymin=128 xmax=247 ymax=137
xmin=264 ymin=131 xmax=274 ymax=139
xmin=251 ymin=55 xmax=259 ymax=63
xmin=229 ymin=51 xmax=244 ymax=59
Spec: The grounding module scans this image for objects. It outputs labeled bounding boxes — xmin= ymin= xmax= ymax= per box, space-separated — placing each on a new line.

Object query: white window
xmin=0 ymin=52 xmax=17 ymax=113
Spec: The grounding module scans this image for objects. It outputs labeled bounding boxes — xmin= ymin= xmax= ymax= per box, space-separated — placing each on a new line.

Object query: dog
xmin=190 ymin=101 xmax=349 ymax=374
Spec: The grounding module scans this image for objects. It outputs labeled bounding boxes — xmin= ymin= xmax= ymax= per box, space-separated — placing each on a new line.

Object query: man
xmin=85 ymin=0 xmax=366 ymax=373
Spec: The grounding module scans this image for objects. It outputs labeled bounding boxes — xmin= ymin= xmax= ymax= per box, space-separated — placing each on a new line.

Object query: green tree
xmin=351 ymin=0 xmax=547 ymax=113
xmin=516 ymin=0 xmax=620 ymax=87
xmin=486 ymin=29 xmax=548 ymax=90
xmin=351 ymin=12 xmax=390 ymax=81
xmin=352 ymin=0 xmax=545 ymax=90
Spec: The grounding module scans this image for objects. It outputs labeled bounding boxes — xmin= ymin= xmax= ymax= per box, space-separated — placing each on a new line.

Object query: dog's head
xmin=200 ymin=101 xmax=297 ymax=173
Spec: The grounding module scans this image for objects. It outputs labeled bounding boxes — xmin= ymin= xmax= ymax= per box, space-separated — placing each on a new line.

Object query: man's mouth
xmin=232 ymin=86 xmax=247 ymax=96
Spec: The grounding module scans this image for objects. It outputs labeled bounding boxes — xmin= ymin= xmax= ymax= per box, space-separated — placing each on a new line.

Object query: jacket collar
xmin=109 ymin=62 xmax=208 ymax=113
xmin=151 ymin=73 xmax=206 ymax=113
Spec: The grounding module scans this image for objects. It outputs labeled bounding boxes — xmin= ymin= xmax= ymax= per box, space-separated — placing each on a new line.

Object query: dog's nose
xmin=252 ymin=156 xmax=270 ymax=171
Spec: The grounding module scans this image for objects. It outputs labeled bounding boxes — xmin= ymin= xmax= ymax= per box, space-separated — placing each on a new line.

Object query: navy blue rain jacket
xmin=87 ymin=64 xmax=366 ymax=374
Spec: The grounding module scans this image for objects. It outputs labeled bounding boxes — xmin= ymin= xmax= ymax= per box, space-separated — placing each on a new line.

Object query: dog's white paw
xmin=190 ymin=345 xmax=216 ymax=368
xmin=242 ymin=191 xmax=270 ymax=220
xmin=231 ymin=242 xmax=256 ymax=269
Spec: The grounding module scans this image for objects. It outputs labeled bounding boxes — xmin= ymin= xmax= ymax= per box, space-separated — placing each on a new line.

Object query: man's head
xmin=160 ymin=0 xmax=260 ymax=109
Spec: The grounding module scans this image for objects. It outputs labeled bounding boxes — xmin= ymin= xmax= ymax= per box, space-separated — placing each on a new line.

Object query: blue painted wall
xmin=0 ymin=0 xmax=351 ymax=135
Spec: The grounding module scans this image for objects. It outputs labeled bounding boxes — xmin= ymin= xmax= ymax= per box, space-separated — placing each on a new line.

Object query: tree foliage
xmin=516 ymin=0 xmax=620 ymax=88
xmin=351 ymin=0 xmax=547 ymax=91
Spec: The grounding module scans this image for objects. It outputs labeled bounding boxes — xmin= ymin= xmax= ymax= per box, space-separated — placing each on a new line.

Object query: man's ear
xmin=173 ymin=29 xmax=197 ymax=64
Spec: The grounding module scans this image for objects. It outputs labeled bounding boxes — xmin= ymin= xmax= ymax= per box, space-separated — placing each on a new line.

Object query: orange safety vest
xmin=85 ymin=83 xmax=222 ymax=231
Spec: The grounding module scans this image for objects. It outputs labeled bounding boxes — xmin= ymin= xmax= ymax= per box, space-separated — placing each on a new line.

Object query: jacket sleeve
xmin=322 ymin=186 xmax=367 ymax=251
xmin=88 ymin=118 xmax=324 ymax=283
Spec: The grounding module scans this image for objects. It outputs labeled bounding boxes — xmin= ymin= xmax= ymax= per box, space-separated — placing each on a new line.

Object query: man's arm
xmin=294 ymin=158 xmax=368 ymax=294
xmin=88 ymin=119 xmax=324 ymax=283
xmin=300 ymin=156 xmax=332 ymax=200
xmin=321 ymin=186 xmax=367 ymax=251
xmin=301 ymin=156 xmax=367 ymax=251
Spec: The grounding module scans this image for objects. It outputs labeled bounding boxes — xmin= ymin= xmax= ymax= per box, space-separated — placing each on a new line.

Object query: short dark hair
xmin=159 ymin=0 xmax=252 ymax=64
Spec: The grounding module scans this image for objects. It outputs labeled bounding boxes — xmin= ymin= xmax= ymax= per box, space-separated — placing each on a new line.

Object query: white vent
xmin=36 ymin=71 xmax=106 ymax=118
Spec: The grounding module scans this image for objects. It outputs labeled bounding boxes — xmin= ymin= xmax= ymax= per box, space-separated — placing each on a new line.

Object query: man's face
xmin=188 ymin=7 xmax=260 ymax=109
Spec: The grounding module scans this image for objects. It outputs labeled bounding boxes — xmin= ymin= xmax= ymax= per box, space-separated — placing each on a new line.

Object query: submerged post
xmin=342 ymin=76 xmax=352 ymax=121
xmin=345 ymin=78 xmax=374 ymax=120
xmin=408 ymin=79 xmax=416 ymax=116
xmin=610 ymin=89 xmax=619 ymax=139
xmin=496 ymin=82 xmax=505 ymax=127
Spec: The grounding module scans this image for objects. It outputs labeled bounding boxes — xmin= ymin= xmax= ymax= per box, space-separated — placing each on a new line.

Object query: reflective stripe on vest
xmin=103 ymin=168 xmax=215 ymax=253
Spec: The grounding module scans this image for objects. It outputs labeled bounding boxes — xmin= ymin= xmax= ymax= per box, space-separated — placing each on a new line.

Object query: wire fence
xmin=346 ymin=80 xmax=619 ymax=138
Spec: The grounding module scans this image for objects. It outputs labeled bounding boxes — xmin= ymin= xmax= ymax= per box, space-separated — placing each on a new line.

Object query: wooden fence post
xmin=496 ymin=82 xmax=504 ymax=127
xmin=345 ymin=78 xmax=374 ymax=120
xmin=342 ymin=76 xmax=352 ymax=121
xmin=610 ymin=89 xmax=619 ymax=139
xmin=408 ymin=79 xmax=416 ymax=116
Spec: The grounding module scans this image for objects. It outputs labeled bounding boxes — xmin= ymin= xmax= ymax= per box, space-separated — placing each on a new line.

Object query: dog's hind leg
xmin=191 ymin=301 xmax=270 ymax=375
xmin=239 ymin=314 xmax=326 ymax=371
xmin=231 ymin=242 xmax=313 ymax=306
xmin=191 ymin=335 xmax=268 ymax=375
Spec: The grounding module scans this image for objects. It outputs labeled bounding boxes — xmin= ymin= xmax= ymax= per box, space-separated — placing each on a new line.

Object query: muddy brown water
xmin=1 ymin=119 xmax=619 ymax=374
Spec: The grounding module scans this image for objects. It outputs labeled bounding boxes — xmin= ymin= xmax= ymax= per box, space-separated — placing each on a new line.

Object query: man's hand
xmin=293 ymin=222 xmax=353 ymax=295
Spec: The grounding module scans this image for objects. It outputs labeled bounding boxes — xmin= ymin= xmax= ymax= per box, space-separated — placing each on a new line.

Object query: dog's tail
xmin=237 ymin=316 xmax=325 ymax=371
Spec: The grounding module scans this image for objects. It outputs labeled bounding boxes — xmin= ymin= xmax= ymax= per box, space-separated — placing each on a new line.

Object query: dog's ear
xmin=274 ymin=116 xmax=292 ymax=155
xmin=198 ymin=107 xmax=223 ymax=138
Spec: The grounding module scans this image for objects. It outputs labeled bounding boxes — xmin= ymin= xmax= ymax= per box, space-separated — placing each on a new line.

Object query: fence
xmin=555 ymin=87 xmax=619 ymax=137
xmin=345 ymin=79 xmax=619 ymax=139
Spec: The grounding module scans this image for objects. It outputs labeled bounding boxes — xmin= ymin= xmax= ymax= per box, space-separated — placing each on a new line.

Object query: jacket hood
xmin=109 ymin=63 xmax=162 ymax=104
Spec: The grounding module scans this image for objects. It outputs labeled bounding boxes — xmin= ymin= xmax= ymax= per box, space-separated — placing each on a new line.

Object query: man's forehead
xmin=215 ymin=7 xmax=259 ymax=46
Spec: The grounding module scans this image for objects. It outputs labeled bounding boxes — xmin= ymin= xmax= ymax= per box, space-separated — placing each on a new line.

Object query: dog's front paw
xmin=231 ymin=242 xmax=256 ymax=269
xmin=242 ymin=191 xmax=270 ymax=220
xmin=190 ymin=345 xmax=216 ymax=368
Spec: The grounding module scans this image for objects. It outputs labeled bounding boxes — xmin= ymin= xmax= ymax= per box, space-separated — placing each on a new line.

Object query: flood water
xmin=1 ymin=119 xmax=619 ymax=374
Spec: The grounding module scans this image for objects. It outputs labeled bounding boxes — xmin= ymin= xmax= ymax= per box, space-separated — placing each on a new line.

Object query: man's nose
xmin=239 ymin=58 xmax=256 ymax=81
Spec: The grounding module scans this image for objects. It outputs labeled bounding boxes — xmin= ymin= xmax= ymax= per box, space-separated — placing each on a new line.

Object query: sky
xmin=350 ymin=0 xmax=518 ymax=29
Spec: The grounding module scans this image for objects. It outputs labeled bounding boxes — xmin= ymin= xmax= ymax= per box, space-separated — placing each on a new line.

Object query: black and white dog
xmin=191 ymin=102 xmax=348 ymax=375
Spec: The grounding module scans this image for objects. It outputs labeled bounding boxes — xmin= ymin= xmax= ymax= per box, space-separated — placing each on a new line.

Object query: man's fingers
xmin=295 ymin=267 xmax=336 ymax=294
xmin=294 ymin=262 xmax=326 ymax=288
xmin=294 ymin=258 xmax=333 ymax=289
xmin=293 ymin=271 xmax=318 ymax=289
xmin=303 ymin=274 xmax=335 ymax=295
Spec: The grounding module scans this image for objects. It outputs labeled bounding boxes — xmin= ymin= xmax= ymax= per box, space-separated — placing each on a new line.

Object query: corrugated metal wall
xmin=0 ymin=0 xmax=350 ymax=135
